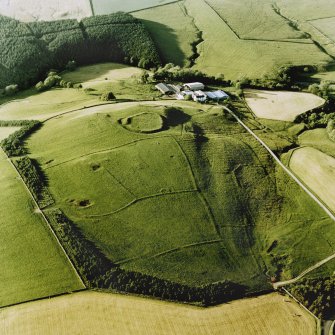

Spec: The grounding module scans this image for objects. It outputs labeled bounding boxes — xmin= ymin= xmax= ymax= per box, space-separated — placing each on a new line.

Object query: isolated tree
xmin=101 ymin=91 xmax=116 ymax=101
xmin=139 ymin=70 xmax=150 ymax=84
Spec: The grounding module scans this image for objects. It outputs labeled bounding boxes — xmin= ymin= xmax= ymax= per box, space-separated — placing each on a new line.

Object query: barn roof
xmin=155 ymin=83 xmax=174 ymax=94
xmin=184 ymin=82 xmax=205 ymax=90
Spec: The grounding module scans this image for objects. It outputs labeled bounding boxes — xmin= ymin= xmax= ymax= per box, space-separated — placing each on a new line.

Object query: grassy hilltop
xmin=1 ymin=0 xmax=335 ymax=329
xmin=20 ymin=68 xmax=334 ymax=298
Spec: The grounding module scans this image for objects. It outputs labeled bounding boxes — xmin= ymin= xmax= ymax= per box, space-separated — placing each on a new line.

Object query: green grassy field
xmin=134 ymin=0 xmax=332 ymax=79
xmin=310 ymin=17 xmax=335 ymax=42
xmin=0 ymin=148 xmax=83 ymax=307
xmin=0 ymin=63 xmax=157 ymax=122
xmin=276 ymin=0 xmax=335 ymax=59
xmin=134 ymin=2 xmax=198 ymax=66
xmin=276 ymin=0 xmax=335 ymax=21
xmin=184 ymin=0 xmax=330 ymax=79
xmin=298 ymin=128 xmax=335 ymax=158
xmin=25 ymin=85 xmax=335 ymax=291
xmin=206 ymin=0 xmax=305 ymax=40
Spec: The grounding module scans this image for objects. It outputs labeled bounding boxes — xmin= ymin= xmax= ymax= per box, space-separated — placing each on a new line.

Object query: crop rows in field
xmin=0 ymin=291 xmax=317 ymax=335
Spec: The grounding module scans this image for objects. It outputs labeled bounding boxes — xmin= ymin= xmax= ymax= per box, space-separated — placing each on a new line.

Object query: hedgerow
xmin=14 ymin=156 xmax=54 ymax=208
xmin=152 ymin=63 xmax=228 ymax=85
xmin=0 ymin=120 xmax=41 ymax=156
xmin=46 ymin=208 xmax=246 ymax=306
xmin=294 ymin=98 xmax=335 ymax=129
xmin=289 ymin=276 xmax=335 ymax=319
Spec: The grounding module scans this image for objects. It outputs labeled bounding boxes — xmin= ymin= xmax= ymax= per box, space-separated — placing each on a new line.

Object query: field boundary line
xmin=115 ymin=238 xmax=224 ymax=265
xmin=44 ymin=135 xmax=171 ymax=170
xmin=88 ymin=0 xmax=95 ymax=16
xmin=171 ymin=135 xmax=221 ymax=237
xmin=85 ymin=189 xmax=198 ymax=218
xmin=0 ymin=288 xmax=87 ymax=311
xmin=42 ymin=100 xmax=181 ymax=123
xmin=0 ymin=148 xmax=86 ymax=288
xmin=307 ymin=16 xmax=335 ymax=22
xmin=281 ymin=288 xmax=320 ymax=332
xmin=224 ymin=106 xmax=335 ymax=222
xmin=129 ymin=0 xmax=182 ymax=14
xmin=224 ymin=106 xmax=335 ymax=290
xmin=203 ymin=0 xmax=313 ymax=45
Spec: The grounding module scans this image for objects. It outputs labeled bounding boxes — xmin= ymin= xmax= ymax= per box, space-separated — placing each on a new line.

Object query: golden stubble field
xmin=289 ymin=147 xmax=335 ymax=213
xmin=0 ymin=291 xmax=316 ymax=335
xmin=244 ymin=89 xmax=325 ymax=121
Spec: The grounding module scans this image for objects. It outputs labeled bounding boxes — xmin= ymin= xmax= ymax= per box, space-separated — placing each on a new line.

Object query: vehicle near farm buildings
xmin=192 ymin=90 xmax=207 ymax=102
xmin=1 ymin=0 xmax=335 ymax=334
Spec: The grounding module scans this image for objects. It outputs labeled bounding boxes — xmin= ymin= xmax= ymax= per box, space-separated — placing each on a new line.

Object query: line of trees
xmin=0 ymin=120 xmax=41 ymax=156
xmin=152 ymin=63 xmax=227 ymax=85
xmin=294 ymin=98 xmax=335 ymax=129
xmin=46 ymin=208 xmax=246 ymax=306
xmin=14 ymin=156 xmax=54 ymax=208
xmin=289 ymin=276 xmax=335 ymax=319
xmin=0 ymin=116 xmax=247 ymax=306
xmin=0 ymin=12 xmax=161 ymax=90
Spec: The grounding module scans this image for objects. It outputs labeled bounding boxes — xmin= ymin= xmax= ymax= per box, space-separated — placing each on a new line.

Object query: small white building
xmin=176 ymin=90 xmax=193 ymax=100
xmin=183 ymin=82 xmax=205 ymax=91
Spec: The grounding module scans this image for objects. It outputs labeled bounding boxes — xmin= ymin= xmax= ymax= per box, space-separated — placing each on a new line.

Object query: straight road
xmin=223 ymin=106 xmax=335 ymax=289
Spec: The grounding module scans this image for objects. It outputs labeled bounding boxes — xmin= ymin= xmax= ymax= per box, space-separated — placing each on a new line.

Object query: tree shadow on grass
xmin=140 ymin=19 xmax=187 ymax=66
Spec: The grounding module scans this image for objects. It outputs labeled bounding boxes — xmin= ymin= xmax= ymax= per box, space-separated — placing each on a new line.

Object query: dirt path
xmin=273 ymin=253 xmax=335 ymax=289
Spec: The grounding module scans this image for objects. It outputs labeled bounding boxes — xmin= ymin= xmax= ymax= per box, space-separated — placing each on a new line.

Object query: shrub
xmin=152 ymin=64 xmax=227 ymax=85
xmin=327 ymin=119 xmax=335 ymax=141
xmin=290 ymin=276 xmax=335 ymax=319
xmin=5 ymin=84 xmax=18 ymax=96
xmin=35 ymin=81 xmax=46 ymax=92
xmin=44 ymin=74 xmax=61 ymax=88
xmin=101 ymin=91 xmax=116 ymax=101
